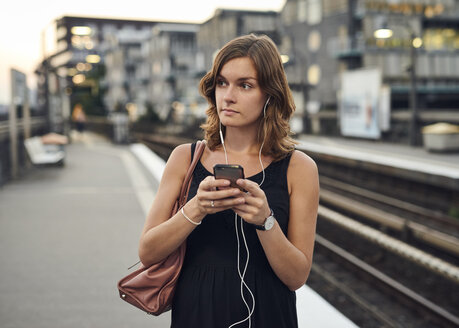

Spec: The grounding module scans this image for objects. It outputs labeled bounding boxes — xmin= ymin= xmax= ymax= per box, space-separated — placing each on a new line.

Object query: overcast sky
xmin=0 ymin=0 xmax=285 ymax=105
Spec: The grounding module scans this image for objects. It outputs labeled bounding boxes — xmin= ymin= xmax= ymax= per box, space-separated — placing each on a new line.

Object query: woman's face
xmin=215 ymin=57 xmax=267 ymax=130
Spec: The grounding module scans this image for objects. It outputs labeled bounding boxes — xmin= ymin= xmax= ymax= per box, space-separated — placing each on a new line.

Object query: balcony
xmin=328 ymin=35 xmax=365 ymax=59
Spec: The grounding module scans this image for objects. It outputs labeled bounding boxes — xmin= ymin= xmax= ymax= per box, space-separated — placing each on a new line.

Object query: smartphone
xmin=213 ymin=164 xmax=245 ymax=191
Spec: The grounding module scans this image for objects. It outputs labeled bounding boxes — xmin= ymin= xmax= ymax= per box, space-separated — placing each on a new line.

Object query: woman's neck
xmin=223 ymin=128 xmax=260 ymax=155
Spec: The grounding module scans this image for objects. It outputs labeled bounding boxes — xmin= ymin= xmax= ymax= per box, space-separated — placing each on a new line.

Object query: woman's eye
xmin=241 ymin=83 xmax=252 ymax=90
xmin=217 ymin=80 xmax=226 ymax=86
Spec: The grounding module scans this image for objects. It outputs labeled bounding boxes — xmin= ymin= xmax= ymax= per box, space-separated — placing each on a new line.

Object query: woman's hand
xmin=194 ymin=176 xmax=246 ymax=215
xmin=231 ymin=179 xmax=271 ymax=225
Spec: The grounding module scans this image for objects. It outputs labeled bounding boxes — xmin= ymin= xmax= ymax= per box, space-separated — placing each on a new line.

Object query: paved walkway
xmin=0 ymin=132 xmax=170 ymax=327
xmin=298 ymin=134 xmax=459 ymax=170
xmin=297 ymin=134 xmax=459 ymax=184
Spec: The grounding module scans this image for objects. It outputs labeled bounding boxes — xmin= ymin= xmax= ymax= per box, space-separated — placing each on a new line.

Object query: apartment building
xmin=36 ymin=3 xmax=459 ymax=142
xmin=197 ymin=8 xmax=281 ymax=71
xmin=145 ymin=23 xmax=201 ymax=122
xmin=281 ymin=0 xmax=459 ymax=140
xmin=36 ymin=16 xmax=159 ymax=132
xmin=103 ymin=27 xmax=152 ymax=120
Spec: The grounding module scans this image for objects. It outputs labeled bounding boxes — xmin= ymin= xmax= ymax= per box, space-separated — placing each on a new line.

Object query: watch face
xmin=264 ymin=216 xmax=275 ymax=231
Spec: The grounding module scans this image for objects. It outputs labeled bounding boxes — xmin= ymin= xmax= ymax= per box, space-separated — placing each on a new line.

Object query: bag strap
xmin=177 ymin=140 xmax=206 ymax=208
xmin=127 ymin=140 xmax=206 ymax=270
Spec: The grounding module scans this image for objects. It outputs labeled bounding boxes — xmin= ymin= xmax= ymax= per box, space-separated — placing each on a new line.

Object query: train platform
xmin=0 ymin=131 xmax=357 ymax=328
xmin=297 ymin=134 xmax=459 ymax=176
xmin=299 ymin=134 xmax=459 ymax=171
xmin=297 ymin=134 xmax=459 ymax=189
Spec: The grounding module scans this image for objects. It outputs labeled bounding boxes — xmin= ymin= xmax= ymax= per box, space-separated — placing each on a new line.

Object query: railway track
xmin=310 ymin=235 xmax=459 ymax=328
xmin=133 ymin=132 xmax=459 ymax=327
xmin=320 ymin=175 xmax=459 ymax=234
xmin=314 ymin=208 xmax=459 ymax=327
xmin=319 ymin=178 xmax=459 ymax=263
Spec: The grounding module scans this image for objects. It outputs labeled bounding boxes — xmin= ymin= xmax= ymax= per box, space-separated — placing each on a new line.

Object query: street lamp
xmin=373 ymin=25 xmax=393 ymax=39
xmin=374 ymin=24 xmax=422 ymax=146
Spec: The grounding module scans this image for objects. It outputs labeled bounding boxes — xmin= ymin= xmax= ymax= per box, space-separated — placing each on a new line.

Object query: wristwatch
xmin=254 ymin=209 xmax=276 ymax=231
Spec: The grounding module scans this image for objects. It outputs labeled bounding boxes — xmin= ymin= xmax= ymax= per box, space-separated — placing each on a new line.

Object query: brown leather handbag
xmin=117 ymin=140 xmax=206 ymax=315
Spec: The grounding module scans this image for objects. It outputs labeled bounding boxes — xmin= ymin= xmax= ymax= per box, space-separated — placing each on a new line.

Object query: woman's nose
xmin=223 ymin=86 xmax=236 ymax=104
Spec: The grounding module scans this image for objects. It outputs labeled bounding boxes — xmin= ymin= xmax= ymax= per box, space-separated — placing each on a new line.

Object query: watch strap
xmin=254 ymin=209 xmax=274 ymax=231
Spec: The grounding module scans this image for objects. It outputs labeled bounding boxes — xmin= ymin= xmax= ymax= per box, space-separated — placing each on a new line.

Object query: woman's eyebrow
xmin=237 ymin=77 xmax=257 ymax=82
xmin=217 ymin=74 xmax=257 ymax=82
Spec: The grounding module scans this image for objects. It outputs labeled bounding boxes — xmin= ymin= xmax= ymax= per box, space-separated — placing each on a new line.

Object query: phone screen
xmin=213 ymin=164 xmax=245 ymax=191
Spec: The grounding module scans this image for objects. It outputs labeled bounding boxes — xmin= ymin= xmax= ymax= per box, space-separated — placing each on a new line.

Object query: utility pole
xmin=408 ymin=32 xmax=418 ymax=146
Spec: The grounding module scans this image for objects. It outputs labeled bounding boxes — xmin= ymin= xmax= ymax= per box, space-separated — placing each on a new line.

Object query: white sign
xmin=11 ymin=69 xmax=27 ymax=106
xmin=339 ymin=68 xmax=381 ymax=139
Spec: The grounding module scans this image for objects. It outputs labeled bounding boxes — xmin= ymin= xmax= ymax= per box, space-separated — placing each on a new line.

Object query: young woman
xmin=138 ymin=34 xmax=319 ymax=328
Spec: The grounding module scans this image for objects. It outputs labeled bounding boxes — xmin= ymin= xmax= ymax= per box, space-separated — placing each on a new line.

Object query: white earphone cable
xmin=219 ymin=122 xmax=228 ymax=164
xmin=221 ymin=96 xmax=269 ymax=328
xmin=228 ymin=214 xmax=255 ymax=328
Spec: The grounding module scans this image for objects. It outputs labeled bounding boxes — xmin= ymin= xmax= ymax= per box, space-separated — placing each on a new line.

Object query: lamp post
xmin=374 ymin=24 xmax=421 ymax=146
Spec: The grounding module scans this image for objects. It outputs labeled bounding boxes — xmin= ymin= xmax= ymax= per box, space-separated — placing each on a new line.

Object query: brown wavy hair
xmin=199 ymin=34 xmax=297 ymax=161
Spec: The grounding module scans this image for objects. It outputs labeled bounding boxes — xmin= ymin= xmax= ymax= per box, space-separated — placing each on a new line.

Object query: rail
xmin=315 ymin=234 xmax=459 ymax=327
xmin=0 ymin=117 xmax=47 ymax=141
xmin=319 ymin=187 xmax=459 ymax=258
xmin=318 ymin=205 xmax=459 ymax=283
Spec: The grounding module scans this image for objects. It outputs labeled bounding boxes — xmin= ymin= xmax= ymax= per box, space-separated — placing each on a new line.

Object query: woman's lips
xmin=222 ymin=108 xmax=239 ymax=115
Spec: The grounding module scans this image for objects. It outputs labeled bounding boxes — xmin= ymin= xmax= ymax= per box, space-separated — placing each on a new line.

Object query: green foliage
xmin=71 ymin=63 xmax=107 ymax=116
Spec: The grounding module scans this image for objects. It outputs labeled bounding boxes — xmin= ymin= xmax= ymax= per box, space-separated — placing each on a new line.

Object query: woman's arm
xmin=138 ymin=143 xmax=195 ymax=266
xmin=234 ymin=150 xmax=319 ymax=290
xmin=139 ymin=144 xmax=246 ymax=267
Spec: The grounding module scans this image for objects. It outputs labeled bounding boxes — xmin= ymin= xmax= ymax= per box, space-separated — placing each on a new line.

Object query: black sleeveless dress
xmin=171 ymin=144 xmax=297 ymax=328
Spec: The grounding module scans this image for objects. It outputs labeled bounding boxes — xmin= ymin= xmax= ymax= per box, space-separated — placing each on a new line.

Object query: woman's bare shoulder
xmin=164 ymin=143 xmax=193 ymax=173
xmin=169 ymin=143 xmax=192 ymax=161
xmin=286 ymin=150 xmax=318 ymax=190
xmin=289 ymin=150 xmax=317 ymax=174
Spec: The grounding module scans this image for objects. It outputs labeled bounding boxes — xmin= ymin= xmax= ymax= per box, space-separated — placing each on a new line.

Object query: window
xmin=308 ymin=30 xmax=321 ymax=52
xmin=308 ymin=0 xmax=322 ymax=25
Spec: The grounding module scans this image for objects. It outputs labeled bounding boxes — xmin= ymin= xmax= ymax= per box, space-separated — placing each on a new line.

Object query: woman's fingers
xmin=201 ymin=175 xmax=228 ymax=191
xmin=236 ymin=179 xmax=264 ymax=196
xmin=196 ymin=176 xmax=245 ymax=213
xmin=209 ymin=195 xmax=245 ymax=209
xmin=233 ymin=179 xmax=271 ymax=224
